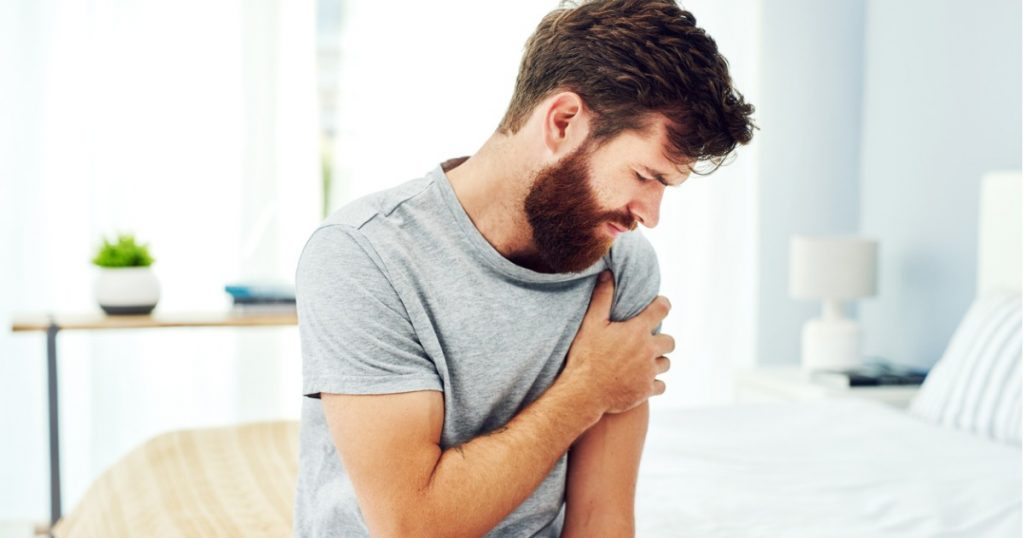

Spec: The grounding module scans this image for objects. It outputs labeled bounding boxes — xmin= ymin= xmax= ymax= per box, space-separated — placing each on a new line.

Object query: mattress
xmin=54 ymin=400 xmax=1020 ymax=537
xmin=636 ymin=399 xmax=1022 ymax=537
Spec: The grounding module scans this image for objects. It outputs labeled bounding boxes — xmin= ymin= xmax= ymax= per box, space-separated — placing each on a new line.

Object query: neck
xmin=445 ymin=133 xmax=543 ymax=266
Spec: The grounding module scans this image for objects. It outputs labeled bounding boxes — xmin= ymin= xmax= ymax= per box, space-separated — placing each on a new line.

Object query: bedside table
xmin=735 ymin=367 xmax=921 ymax=409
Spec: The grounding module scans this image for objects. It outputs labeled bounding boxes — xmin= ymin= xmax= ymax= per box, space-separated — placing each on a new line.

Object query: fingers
xmin=654 ymin=356 xmax=671 ymax=375
xmin=638 ymin=295 xmax=671 ymax=329
xmin=649 ymin=357 xmax=670 ymax=398
xmin=585 ymin=270 xmax=616 ymax=323
xmin=652 ymin=334 xmax=675 ymax=357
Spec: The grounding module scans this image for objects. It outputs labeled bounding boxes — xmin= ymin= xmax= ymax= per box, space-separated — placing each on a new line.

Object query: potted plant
xmin=91 ymin=233 xmax=160 ymax=315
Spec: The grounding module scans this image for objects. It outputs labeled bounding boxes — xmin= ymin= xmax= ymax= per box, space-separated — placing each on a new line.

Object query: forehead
xmin=590 ymin=118 xmax=692 ymax=181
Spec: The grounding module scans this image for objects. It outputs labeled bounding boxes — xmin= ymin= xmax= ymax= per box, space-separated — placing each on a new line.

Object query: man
xmin=294 ymin=0 xmax=755 ymax=536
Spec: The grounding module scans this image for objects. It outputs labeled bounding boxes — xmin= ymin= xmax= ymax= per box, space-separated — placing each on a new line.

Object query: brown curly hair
xmin=498 ymin=0 xmax=756 ymax=174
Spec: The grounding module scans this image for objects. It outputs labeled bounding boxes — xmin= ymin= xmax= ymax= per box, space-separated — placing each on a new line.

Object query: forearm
xmin=561 ymin=401 xmax=650 ymax=538
xmin=416 ymin=378 xmax=603 ymax=537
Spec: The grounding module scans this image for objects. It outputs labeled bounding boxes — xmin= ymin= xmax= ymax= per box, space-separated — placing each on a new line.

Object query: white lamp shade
xmin=790 ymin=236 xmax=878 ymax=300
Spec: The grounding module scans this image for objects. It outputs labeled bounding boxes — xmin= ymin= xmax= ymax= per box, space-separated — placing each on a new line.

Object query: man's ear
xmin=542 ymin=91 xmax=591 ymax=156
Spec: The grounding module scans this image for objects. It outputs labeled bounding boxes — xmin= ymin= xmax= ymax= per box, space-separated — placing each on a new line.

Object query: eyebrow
xmin=639 ymin=165 xmax=686 ymax=187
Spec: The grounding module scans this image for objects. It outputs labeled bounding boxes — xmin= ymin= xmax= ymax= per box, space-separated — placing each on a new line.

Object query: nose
xmin=628 ymin=185 xmax=664 ymax=228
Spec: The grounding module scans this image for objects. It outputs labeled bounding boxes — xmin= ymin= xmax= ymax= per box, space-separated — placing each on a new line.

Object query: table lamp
xmin=789 ymin=236 xmax=878 ymax=372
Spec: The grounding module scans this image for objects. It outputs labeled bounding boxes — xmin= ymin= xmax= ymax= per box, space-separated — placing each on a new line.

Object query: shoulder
xmin=607 ymin=230 xmax=658 ymax=278
xmin=321 ymin=176 xmax=436 ymax=230
xmin=297 ymin=173 xmax=440 ymax=281
xmin=295 ymin=224 xmax=385 ymax=296
xmin=604 ymin=230 xmax=661 ymax=322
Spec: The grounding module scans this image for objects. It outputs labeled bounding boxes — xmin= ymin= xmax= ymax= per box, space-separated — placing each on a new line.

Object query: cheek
xmin=588 ymin=175 xmax=630 ymax=212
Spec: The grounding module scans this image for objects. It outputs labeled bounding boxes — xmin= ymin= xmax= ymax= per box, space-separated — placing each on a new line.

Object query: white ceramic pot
xmin=94 ymin=266 xmax=161 ymax=315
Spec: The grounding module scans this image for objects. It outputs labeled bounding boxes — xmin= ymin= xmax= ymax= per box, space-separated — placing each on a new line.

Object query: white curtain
xmin=330 ymin=0 xmax=762 ymax=409
xmin=647 ymin=0 xmax=762 ymax=406
xmin=0 ymin=0 xmax=319 ymax=520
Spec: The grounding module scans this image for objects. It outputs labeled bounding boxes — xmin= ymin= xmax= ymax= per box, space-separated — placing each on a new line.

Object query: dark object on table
xmin=813 ymin=359 xmax=929 ymax=388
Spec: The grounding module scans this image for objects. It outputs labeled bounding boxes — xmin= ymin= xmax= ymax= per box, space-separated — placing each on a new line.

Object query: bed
xmin=637 ymin=399 xmax=1020 ymax=536
xmin=633 ymin=171 xmax=1022 ymax=537
xmin=51 ymin=421 xmax=300 ymax=537
xmin=53 ymin=172 xmax=1020 ymax=537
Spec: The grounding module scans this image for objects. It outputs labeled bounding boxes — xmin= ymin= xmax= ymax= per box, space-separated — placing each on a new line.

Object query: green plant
xmin=91 ymin=234 xmax=155 ymax=268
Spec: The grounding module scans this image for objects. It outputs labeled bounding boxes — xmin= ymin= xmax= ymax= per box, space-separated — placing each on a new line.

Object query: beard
xmin=523 ymin=143 xmax=636 ymax=273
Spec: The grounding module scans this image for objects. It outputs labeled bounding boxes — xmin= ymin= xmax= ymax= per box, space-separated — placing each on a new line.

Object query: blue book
xmin=224 ymin=282 xmax=295 ymax=301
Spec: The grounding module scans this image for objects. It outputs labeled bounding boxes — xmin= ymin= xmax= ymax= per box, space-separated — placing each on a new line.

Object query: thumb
xmin=585 ymin=270 xmax=616 ymax=322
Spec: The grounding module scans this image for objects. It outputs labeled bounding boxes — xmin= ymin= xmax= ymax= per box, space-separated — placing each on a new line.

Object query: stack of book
xmin=811 ymin=359 xmax=929 ymax=389
xmin=225 ymin=282 xmax=296 ymax=313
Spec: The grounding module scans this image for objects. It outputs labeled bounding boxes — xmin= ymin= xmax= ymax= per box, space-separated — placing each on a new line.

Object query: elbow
xmin=365 ymin=511 xmax=433 ymax=538
xmin=562 ymin=515 xmax=634 ymax=538
xmin=370 ymin=520 xmax=460 ymax=538
xmin=364 ymin=504 xmax=462 ymax=538
xmin=390 ymin=516 xmax=480 ymax=538
xmin=360 ymin=482 xmax=486 ymax=538
xmin=373 ymin=513 xmax=488 ymax=538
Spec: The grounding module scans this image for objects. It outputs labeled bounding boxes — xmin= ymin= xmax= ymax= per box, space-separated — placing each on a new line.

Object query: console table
xmin=10 ymin=310 xmax=298 ymax=526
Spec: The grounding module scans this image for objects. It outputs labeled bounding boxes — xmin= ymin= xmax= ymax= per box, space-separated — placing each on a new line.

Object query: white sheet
xmin=636 ymin=399 xmax=1021 ymax=537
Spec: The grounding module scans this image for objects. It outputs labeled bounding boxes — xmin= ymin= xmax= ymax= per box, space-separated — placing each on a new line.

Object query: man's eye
xmin=634 ymin=172 xmax=653 ymax=182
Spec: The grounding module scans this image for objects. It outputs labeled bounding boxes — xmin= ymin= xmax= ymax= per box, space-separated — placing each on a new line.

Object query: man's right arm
xmin=324 ymin=376 xmax=598 ymax=537
xmin=322 ymin=271 xmax=673 ymax=537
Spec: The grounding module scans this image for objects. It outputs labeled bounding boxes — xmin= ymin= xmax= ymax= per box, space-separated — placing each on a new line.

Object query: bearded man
xmin=294 ymin=1 xmax=755 ymax=536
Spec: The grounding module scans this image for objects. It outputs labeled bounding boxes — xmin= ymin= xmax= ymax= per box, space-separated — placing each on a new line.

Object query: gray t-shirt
xmin=293 ymin=162 xmax=660 ymax=537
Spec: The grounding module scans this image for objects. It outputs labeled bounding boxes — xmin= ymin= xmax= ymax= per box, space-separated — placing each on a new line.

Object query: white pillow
xmin=909 ymin=290 xmax=1022 ymax=444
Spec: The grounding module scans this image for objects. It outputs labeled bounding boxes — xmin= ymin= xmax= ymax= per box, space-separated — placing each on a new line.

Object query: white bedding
xmin=636 ymin=399 xmax=1021 ymax=537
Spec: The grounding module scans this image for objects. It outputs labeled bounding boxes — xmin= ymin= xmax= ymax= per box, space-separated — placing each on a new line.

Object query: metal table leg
xmin=46 ymin=322 xmax=62 ymax=526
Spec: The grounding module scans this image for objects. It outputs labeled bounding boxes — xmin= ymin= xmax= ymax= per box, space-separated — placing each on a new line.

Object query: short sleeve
xmin=606 ymin=230 xmax=662 ymax=333
xmin=295 ymin=224 xmax=443 ymax=398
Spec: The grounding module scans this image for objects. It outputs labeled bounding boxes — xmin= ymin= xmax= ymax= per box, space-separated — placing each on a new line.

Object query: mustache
xmin=602 ymin=211 xmax=636 ymax=231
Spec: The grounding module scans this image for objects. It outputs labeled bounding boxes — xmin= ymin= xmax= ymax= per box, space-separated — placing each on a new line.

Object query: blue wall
xmin=755 ymin=0 xmax=1021 ymax=369
xmin=756 ymin=0 xmax=867 ymax=365
xmin=859 ymin=0 xmax=1022 ymax=369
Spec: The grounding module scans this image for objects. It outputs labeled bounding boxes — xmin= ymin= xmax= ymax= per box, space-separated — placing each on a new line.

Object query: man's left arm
xmin=562 ymin=232 xmax=659 ymax=537
xmin=561 ymin=400 xmax=649 ymax=537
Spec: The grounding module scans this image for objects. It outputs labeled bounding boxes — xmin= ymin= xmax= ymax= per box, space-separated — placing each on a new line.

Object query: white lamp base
xmin=801 ymin=317 xmax=862 ymax=372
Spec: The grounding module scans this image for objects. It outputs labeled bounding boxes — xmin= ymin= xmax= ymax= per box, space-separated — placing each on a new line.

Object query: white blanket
xmin=636 ymin=399 xmax=1021 ymax=537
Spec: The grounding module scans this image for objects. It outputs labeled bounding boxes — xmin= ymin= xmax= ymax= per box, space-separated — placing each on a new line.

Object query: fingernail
xmin=600 ymin=270 xmax=611 ymax=282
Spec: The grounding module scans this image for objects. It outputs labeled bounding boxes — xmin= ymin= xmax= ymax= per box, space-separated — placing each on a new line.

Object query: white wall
xmin=859 ymin=0 xmax=1022 ymax=369
xmin=755 ymin=0 xmax=867 ymax=365
xmin=328 ymin=0 xmax=558 ymax=205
